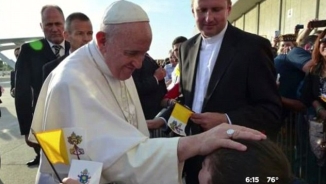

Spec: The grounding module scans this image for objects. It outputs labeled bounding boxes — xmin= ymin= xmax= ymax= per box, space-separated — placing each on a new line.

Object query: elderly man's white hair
xmin=100 ymin=0 xmax=149 ymax=31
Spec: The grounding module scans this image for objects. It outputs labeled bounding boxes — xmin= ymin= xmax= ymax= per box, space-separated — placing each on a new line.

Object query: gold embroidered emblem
xmin=67 ymin=132 xmax=85 ymax=159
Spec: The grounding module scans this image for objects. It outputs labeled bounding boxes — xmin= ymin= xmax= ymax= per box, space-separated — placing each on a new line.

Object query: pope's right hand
xmin=177 ymin=123 xmax=267 ymax=162
xmin=196 ymin=123 xmax=266 ymax=155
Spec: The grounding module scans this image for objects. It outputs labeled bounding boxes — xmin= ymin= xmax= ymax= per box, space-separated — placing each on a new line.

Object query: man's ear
xmin=96 ymin=31 xmax=106 ymax=51
xmin=40 ymin=23 xmax=43 ymax=30
xmin=63 ymin=31 xmax=69 ymax=41
xmin=227 ymin=5 xmax=232 ymax=16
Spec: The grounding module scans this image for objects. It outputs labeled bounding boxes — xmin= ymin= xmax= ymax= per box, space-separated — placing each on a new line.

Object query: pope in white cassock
xmin=29 ymin=1 xmax=267 ymax=184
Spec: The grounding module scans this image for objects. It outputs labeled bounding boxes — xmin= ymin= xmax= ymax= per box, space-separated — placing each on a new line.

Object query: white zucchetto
xmin=102 ymin=0 xmax=149 ymax=25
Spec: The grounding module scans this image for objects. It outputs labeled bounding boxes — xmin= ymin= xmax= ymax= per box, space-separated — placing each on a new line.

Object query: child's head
xmin=198 ymin=139 xmax=292 ymax=184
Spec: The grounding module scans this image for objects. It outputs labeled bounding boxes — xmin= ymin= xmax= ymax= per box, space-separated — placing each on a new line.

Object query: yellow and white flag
xmin=167 ymin=103 xmax=193 ymax=136
xmin=33 ymin=127 xmax=87 ymax=165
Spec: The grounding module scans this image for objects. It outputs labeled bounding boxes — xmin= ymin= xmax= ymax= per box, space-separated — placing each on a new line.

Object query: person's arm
xmin=226 ymin=39 xmax=282 ymax=133
xmin=61 ymin=124 xmax=266 ymax=184
xmin=302 ymin=59 xmax=314 ymax=73
xmin=299 ymin=72 xmax=315 ymax=107
xmin=132 ymin=59 xmax=166 ymax=95
xmin=10 ymin=71 xmax=15 ymax=91
xmin=14 ymin=44 xmax=33 ymax=135
xmin=42 ymin=64 xmax=50 ymax=83
xmin=177 ymin=123 xmax=265 ymax=162
xmin=281 ymin=97 xmax=306 ymax=112
xmin=296 ymin=20 xmax=315 ymax=45
xmin=313 ymin=100 xmax=326 ymax=120
xmin=105 ymin=124 xmax=266 ymax=184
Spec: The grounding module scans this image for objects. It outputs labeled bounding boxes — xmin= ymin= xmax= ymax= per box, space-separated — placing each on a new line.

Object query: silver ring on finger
xmin=226 ymin=129 xmax=235 ymax=138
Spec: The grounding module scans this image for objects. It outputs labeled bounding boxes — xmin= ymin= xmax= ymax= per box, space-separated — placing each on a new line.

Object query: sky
xmin=0 ymin=0 xmax=197 ymax=60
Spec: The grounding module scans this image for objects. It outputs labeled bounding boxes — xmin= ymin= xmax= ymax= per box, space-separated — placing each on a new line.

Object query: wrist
xmin=177 ymin=135 xmax=200 ymax=162
xmin=167 ymin=99 xmax=175 ymax=106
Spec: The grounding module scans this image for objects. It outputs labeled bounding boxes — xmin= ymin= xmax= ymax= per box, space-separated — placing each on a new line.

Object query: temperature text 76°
xmin=267 ymin=177 xmax=279 ymax=183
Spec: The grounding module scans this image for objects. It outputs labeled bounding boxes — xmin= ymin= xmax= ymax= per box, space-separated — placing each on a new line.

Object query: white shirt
xmin=192 ymin=24 xmax=228 ymax=113
xmin=47 ymin=40 xmax=65 ymax=57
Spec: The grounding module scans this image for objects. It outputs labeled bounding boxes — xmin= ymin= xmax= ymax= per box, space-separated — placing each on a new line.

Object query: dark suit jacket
xmin=15 ymin=38 xmax=70 ymax=135
xmin=178 ymin=24 xmax=282 ymax=183
xmin=132 ymin=54 xmax=167 ymax=119
xmin=180 ymin=24 xmax=282 ymax=135
xmin=42 ymin=54 xmax=69 ymax=82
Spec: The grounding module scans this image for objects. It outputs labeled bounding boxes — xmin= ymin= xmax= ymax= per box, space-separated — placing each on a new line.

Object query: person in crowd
xmin=272 ymin=35 xmax=280 ymax=58
xmin=132 ymin=53 xmax=166 ymax=120
xmin=164 ymin=50 xmax=175 ymax=84
xmin=132 ymin=53 xmax=167 ymax=133
xmin=166 ymin=36 xmax=187 ymax=91
xmin=275 ymin=28 xmax=324 ymax=183
xmin=159 ymin=36 xmax=188 ymax=108
xmin=277 ymin=34 xmax=297 ymax=55
xmin=153 ymin=0 xmax=282 ymax=183
xmin=148 ymin=36 xmax=188 ymax=132
xmin=132 ymin=53 xmax=167 ymax=137
xmin=29 ymin=1 xmax=266 ymax=183
xmin=43 ymin=12 xmax=93 ymax=81
xmin=10 ymin=46 xmax=21 ymax=98
xmin=165 ymin=37 xmax=186 ymax=87
xmin=299 ymin=29 xmax=326 ymax=183
xmin=300 ymin=30 xmax=326 ymax=130
xmin=15 ymin=5 xmax=70 ymax=167
xmin=274 ymin=34 xmax=316 ymax=114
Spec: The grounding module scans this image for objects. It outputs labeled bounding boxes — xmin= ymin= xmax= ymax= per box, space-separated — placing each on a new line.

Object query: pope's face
xmin=98 ymin=22 xmax=152 ymax=80
xmin=192 ymin=0 xmax=231 ymax=38
xmin=198 ymin=157 xmax=213 ymax=184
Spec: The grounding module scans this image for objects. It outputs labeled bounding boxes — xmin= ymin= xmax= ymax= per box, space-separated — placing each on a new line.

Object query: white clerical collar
xmin=47 ymin=39 xmax=65 ymax=50
xmin=87 ymin=40 xmax=113 ymax=77
xmin=201 ymin=22 xmax=228 ymax=46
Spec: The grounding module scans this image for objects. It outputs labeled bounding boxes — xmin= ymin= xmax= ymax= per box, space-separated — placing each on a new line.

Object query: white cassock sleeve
xmin=102 ymin=138 xmax=184 ymax=184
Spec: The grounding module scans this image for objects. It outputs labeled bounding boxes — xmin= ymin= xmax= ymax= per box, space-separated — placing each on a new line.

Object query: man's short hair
xmin=191 ymin=0 xmax=232 ymax=8
xmin=65 ymin=12 xmax=91 ymax=32
xmin=14 ymin=46 xmax=21 ymax=58
xmin=172 ymin=36 xmax=188 ymax=46
xmin=300 ymin=35 xmax=318 ymax=48
xmin=41 ymin=5 xmax=64 ymax=18
xmin=208 ymin=139 xmax=292 ymax=184
xmin=14 ymin=46 xmax=20 ymax=53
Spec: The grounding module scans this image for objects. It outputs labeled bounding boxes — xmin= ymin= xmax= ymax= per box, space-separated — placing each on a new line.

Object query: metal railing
xmin=276 ymin=111 xmax=326 ymax=184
